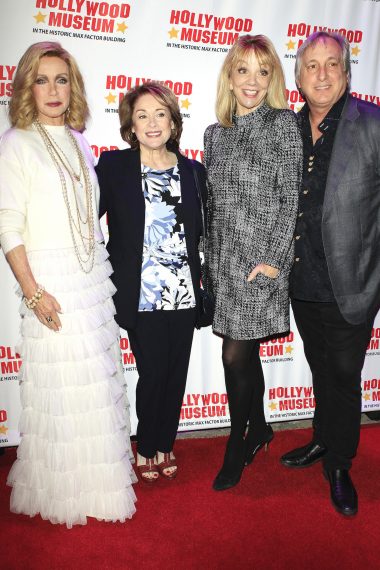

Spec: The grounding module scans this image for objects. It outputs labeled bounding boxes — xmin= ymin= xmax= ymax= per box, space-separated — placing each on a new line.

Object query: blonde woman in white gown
xmin=0 ymin=42 xmax=137 ymax=528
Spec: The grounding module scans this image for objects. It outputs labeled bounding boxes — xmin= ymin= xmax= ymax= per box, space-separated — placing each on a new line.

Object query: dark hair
xmin=295 ymin=31 xmax=351 ymax=86
xmin=119 ymin=82 xmax=183 ymax=149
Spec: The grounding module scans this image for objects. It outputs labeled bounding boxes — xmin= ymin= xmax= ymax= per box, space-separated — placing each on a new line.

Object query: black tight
xmin=222 ymin=337 xmax=267 ymax=444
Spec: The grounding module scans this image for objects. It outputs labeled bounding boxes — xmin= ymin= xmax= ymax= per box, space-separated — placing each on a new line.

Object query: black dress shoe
xmin=365 ymin=411 xmax=380 ymax=421
xmin=280 ymin=441 xmax=327 ymax=468
xmin=324 ymin=469 xmax=358 ymax=516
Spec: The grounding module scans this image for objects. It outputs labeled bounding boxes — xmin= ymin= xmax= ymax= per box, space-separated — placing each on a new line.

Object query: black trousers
xmin=127 ymin=308 xmax=196 ymax=458
xmin=292 ymin=299 xmax=373 ymax=470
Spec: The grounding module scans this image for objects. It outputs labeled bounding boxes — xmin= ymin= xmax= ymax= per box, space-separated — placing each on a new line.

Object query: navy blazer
xmin=321 ymin=95 xmax=380 ymax=324
xmin=96 ymin=148 xmax=206 ymax=330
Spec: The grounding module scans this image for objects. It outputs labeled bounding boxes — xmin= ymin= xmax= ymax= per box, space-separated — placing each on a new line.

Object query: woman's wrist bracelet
xmin=24 ymin=285 xmax=44 ymax=309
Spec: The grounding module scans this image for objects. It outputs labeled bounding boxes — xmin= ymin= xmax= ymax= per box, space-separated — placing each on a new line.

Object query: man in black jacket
xmin=281 ymin=31 xmax=380 ymax=516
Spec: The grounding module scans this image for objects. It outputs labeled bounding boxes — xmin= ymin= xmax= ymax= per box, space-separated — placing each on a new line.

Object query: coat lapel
xmin=323 ymin=95 xmax=359 ymax=210
xmin=123 ymin=148 xmax=144 ymax=208
xmin=177 ymin=153 xmax=199 ymax=257
xmin=118 ymin=148 xmax=145 ymax=251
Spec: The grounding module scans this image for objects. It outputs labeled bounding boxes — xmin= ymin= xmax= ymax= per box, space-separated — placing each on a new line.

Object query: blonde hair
xmin=119 ymin=82 xmax=183 ymax=150
xmin=9 ymin=41 xmax=89 ymax=131
xmin=216 ymin=34 xmax=288 ymax=127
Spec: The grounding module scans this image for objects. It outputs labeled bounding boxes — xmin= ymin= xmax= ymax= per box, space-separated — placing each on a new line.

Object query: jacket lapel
xmin=119 ymin=148 xmax=145 ymax=251
xmin=323 ymin=95 xmax=359 ymax=210
xmin=124 ymin=148 xmax=144 ymax=207
xmin=177 ymin=153 xmax=199 ymax=257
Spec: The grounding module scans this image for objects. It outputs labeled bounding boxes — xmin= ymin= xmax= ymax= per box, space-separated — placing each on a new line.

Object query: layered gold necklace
xmin=33 ymin=119 xmax=95 ymax=273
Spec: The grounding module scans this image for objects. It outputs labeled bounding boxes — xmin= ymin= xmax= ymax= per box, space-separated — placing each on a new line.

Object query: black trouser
xmin=127 ymin=308 xmax=196 ymax=458
xmin=292 ymin=299 xmax=373 ymax=470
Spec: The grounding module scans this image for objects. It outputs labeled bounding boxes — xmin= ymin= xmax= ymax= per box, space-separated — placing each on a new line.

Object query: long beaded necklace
xmin=33 ymin=119 xmax=95 ymax=273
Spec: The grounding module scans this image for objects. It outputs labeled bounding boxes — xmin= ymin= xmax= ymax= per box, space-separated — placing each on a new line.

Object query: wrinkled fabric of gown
xmin=0 ymin=126 xmax=137 ymax=528
xmin=7 ymin=245 xmax=137 ymax=527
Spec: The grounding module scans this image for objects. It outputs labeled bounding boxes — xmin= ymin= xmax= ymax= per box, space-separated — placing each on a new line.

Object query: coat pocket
xmin=252 ymin=272 xmax=278 ymax=291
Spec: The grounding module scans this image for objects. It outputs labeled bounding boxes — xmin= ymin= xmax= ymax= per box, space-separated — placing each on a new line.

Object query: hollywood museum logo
xmin=32 ymin=0 xmax=132 ymax=42
xmin=104 ymin=74 xmax=194 ymax=118
xmin=0 ymin=409 xmax=9 ymax=440
xmin=166 ymin=9 xmax=253 ymax=53
xmin=260 ymin=331 xmax=295 ymax=363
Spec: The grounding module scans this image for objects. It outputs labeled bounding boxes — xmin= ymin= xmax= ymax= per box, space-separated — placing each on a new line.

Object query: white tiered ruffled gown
xmin=7 ymin=244 xmax=137 ymax=528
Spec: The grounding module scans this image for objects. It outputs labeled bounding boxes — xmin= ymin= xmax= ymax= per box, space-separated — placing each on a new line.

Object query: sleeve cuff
xmin=0 ymin=232 xmax=24 ymax=255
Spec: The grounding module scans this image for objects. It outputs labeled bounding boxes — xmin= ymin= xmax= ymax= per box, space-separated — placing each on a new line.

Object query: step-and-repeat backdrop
xmin=1 ymin=0 xmax=380 ymax=446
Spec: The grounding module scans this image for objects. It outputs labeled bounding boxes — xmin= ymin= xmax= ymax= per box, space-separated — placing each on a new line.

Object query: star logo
xmin=269 ymin=402 xmax=277 ymax=411
xmin=285 ymin=345 xmax=293 ymax=354
xmin=117 ymin=21 xmax=128 ymax=33
xmin=181 ymin=98 xmax=191 ymax=110
xmin=286 ymin=39 xmax=296 ymax=51
xmin=168 ymin=27 xmax=179 ymax=39
xmin=351 ymin=45 xmax=361 ymax=57
xmin=363 ymin=393 xmax=371 ymax=401
xmin=34 ymin=11 xmax=46 ymax=24
xmin=0 ymin=425 xmax=8 ymax=435
xmin=105 ymin=92 xmax=117 ymax=104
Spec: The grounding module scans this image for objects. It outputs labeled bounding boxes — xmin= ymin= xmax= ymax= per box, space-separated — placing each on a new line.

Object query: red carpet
xmin=2 ymin=426 xmax=380 ymax=570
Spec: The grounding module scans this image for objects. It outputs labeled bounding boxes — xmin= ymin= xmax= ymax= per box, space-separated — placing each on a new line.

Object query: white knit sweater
xmin=0 ymin=124 xmax=103 ymax=254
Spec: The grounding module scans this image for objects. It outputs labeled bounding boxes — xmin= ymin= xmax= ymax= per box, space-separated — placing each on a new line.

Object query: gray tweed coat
xmin=204 ymin=104 xmax=302 ymax=340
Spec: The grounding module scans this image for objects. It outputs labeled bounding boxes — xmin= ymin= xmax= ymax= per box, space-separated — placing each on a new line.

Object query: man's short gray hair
xmin=295 ymin=31 xmax=351 ymax=85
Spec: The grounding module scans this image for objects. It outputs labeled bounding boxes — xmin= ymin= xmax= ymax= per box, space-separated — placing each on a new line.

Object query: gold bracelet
xmin=24 ymin=285 xmax=44 ymax=310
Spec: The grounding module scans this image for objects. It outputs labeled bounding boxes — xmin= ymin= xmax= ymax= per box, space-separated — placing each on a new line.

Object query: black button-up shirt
xmin=290 ymin=91 xmax=348 ymax=302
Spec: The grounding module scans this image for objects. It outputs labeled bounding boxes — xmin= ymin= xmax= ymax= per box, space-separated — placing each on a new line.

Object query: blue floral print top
xmin=138 ymin=163 xmax=196 ymax=311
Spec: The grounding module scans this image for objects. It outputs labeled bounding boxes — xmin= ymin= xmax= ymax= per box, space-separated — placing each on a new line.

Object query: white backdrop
xmin=1 ymin=0 xmax=380 ymax=446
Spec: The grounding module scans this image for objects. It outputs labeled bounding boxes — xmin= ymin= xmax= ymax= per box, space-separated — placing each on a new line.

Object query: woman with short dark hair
xmin=96 ymin=82 xmax=206 ymax=483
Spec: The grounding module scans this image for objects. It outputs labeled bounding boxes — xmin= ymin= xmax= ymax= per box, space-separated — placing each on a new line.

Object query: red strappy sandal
xmin=137 ymin=457 xmax=160 ymax=484
xmin=157 ymin=452 xmax=177 ymax=480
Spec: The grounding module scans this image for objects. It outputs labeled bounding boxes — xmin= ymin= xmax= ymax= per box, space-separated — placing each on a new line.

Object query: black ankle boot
xmin=213 ymin=436 xmax=246 ymax=491
xmin=245 ymin=424 xmax=274 ymax=466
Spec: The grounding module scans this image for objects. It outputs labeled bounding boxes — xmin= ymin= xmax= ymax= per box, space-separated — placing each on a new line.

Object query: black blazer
xmin=96 ymin=148 xmax=206 ymax=330
xmin=321 ymin=95 xmax=380 ymax=324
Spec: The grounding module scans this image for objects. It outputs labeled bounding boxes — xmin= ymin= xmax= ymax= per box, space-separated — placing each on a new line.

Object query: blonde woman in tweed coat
xmin=204 ymin=35 xmax=302 ymax=491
